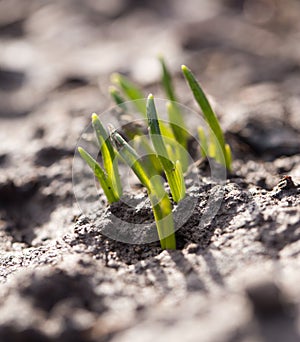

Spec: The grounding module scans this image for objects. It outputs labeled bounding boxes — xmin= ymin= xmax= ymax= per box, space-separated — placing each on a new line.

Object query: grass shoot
xmin=181 ymin=65 xmax=232 ymax=170
xmin=147 ymin=94 xmax=186 ymax=203
xmin=109 ymin=125 xmax=176 ymax=249
xmin=78 ymin=56 xmax=233 ymax=250
xmin=111 ymin=73 xmax=146 ymax=116
xmin=78 ymin=113 xmax=122 ymax=203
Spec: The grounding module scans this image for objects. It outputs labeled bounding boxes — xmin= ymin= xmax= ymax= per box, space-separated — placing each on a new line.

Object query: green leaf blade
xmin=149 ymin=175 xmax=176 ymax=250
xmin=111 ymin=73 xmax=146 ymax=116
xmin=147 ymin=94 xmax=186 ymax=203
xmin=159 ymin=55 xmax=177 ymax=102
xmin=225 ymin=143 xmax=232 ymax=171
xmin=110 ymin=125 xmax=176 ymax=250
xmin=181 ymin=65 xmax=230 ymax=169
xmin=92 ymin=113 xmax=122 ymax=198
xmin=77 ymin=147 xmax=118 ymax=203
xmin=197 ymin=127 xmax=208 ymax=158
xmin=147 ymin=94 xmax=173 ymax=172
xmin=109 ymin=86 xmax=127 ymax=110
xmin=109 ymin=125 xmax=151 ymax=189
xmin=166 ymin=101 xmax=189 ymax=171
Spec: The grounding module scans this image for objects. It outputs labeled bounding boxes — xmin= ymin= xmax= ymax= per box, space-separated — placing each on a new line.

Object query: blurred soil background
xmin=0 ymin=0 xmax=300 ymax=341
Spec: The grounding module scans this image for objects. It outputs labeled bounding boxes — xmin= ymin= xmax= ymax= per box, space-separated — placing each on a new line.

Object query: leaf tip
xmin=110 ymin=73 xmax=120 ymax=84
xmin=157 ymin=53 xmax=164 ymax=62
xmin=77 ymin=146 xmax=84 ymax=156
xmin=181 ymin=65 xmax=188 ymax=72
xmin=108 ymin=85 xmax=117 ymax=94
xmin=148 ymin=93 xmax=154 ymax=100
xmin=91 ymin=113 xmax=98 ymax=122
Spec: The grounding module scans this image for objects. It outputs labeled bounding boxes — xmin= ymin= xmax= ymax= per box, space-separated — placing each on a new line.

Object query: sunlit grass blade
xmin=147 ymin=94 xmax=186 ymax=203
xmin=133 ymin=135 xmax=163 ymax=175
xmin=166 ymin=101 xmax=189 ymax=171
xmin=159 ymin=121 xmax=175 ymax=140
xmin=111 ymin=73 xmax=146 ymax=116
xmin=197 ymin=127 xmax=208 ymax=158
xmin=133 ymin=135 xmax=156 ymax=155
xmin=149 ymin=175 xmax=176 ymax=250
xmin=181 ymin=65 xmax=225 ymax=147
xmin=109 ymin=125 xmax=151 ymax=188
xmin=166 ymin=101 xmax=187 ymax=140
xmin=159 ymin=56 xmax=189 ymax=168
xmin=77 ymin=147 xmax=119 ymax=203
xmin=165 ymin=144 xmax=176 ymax=165
xmin=208 ymin=141 xmax=216 ymax=159
xmin=92 ymin=113 xmax=122 ymax=198
xmin=159 ymin=55 xmax=177 ymax=102
xmin=225 ymin=144 xmax=232 ymax=171
xmin=109 ymin=125 xmax=176 ymax=249
xmin=109 ymin=86 xmax=127 ymax=111
xmin=111 ymin=68 xmax=175 ymax=145
xmin=181 ymin=65 xmax=231 ymax=170
xmin=147 ymin=95 xmax=173 ymax=169
xmin=173 ymin=160 xmax=185 ymax=201
xmin=208 ymin=131 xmax=226 ymax=167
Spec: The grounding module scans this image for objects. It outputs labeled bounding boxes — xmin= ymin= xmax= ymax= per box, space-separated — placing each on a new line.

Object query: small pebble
xmin=186 ymin=243 xmax=199 ymax=254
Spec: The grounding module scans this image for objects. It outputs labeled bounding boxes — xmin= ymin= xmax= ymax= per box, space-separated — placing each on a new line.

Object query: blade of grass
xmin=159 ymin=55 xmax=177 ymax=102
xmin=133 ymin=135 xmax=163 ymax=175
xmin=173 ymin=160 xmax=185 ymax=202
xmin=181 ymin=65 xmax=231 ymax=170
xmin=92 ymin=113 xmax=122 ymax=199
xmin=133 ymin=135 xmax=156 ymax=155
xmin=109 ymin=125 xmax=151 ymax=188
xmin=149 ymin=175 xmax=176 ymax=250
xmin=208 ymin=132 xmax=226 ymax=167
xmin=225 ymin=144 xmax=232 ymax=171
xmin=109 ymin=86 xmax=127 ymax=111
xmin=165 ymin=143 xmax=176 ymax=165
xmin=111 ymin=73 xmax=146 ymax=116
xmin=111 ymin=71 xmax=173 ymax=140
xmin=166 ymin=101 xmax=187 ymax=140
xmin=109 ymin=125 xmax=176 ymax=249
xmin=166 ymin=101 xmax=189 ymax=171
xmin=147 ymin=94 xmax=186 ymax=203
xmin=197 ymin=127 xmax=208 ymax=158
xmin=78 ymin=147 xmax=119 ymax=203
xmin=159 ymin=56 xmax=189 ymax=170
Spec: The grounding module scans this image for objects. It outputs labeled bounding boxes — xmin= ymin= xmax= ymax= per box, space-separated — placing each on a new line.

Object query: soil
xmin=0 ymin=1 xmax=300 ymax=341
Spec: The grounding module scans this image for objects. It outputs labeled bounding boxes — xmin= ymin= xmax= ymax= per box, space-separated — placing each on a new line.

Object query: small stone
xmin=186 ymin=243 xmax=199 ymax=254
xmin=270 ymin=175 xmax=299 ymax=198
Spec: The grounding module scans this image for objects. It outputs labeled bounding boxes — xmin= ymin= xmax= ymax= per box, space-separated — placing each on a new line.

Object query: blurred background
xmin=1 ymin=0 xmax=300 ymax=161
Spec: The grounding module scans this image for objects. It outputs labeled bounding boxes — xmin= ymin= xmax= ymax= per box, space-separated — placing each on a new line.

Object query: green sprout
xmin=78 ymin=57 xmax=233 ymax=250
xmin=147 ymin=94 xmax=186 ymax=203
xmin=159 ymin=56 xmax=189 ymax=171
xmin=197 ymin=127 xmax=208 ymax=158
xmin=111 ymin=73 xmax=146 ymax=116
xmin=78 ymin=113 xmax=122 ymax=203
xmin=110 ymin=58 xmax=231 ymax=171
xmin=109 ymin=125 xmax=176 ymax=250
xmin=159 ymin=55 xmax=177 ymax=102
xmin=78 ymin=112 xmax=179 ymax=250
xmin=181 ymin=65 xmax=232 ymax=170
xmin=108 ymin=86 xmax=126 ymax=111
xmin=110 ymin=72 xmax=176 ymax=146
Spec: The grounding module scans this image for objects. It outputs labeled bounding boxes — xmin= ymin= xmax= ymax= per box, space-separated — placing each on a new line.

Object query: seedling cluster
xmin=78 ymin=58 xmax=232 ymax=250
